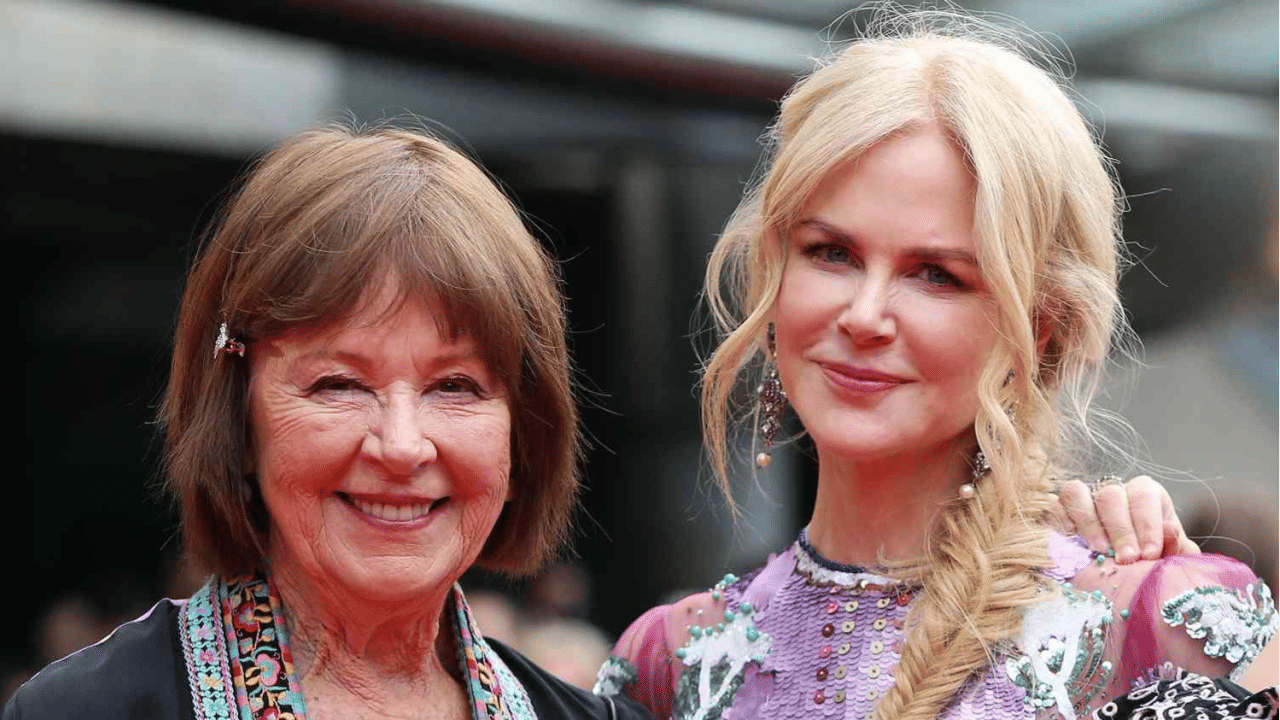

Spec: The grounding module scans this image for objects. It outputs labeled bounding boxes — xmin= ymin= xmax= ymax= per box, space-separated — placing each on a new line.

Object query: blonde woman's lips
xmin=818 ymin=362 xmax=908 ymax=394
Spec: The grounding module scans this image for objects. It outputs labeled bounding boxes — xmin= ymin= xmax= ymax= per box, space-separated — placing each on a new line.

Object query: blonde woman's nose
xmin=369 ymin=395 xmax=436 ymax=476
xmin=836 ymin=276 xmax=896 ymax=345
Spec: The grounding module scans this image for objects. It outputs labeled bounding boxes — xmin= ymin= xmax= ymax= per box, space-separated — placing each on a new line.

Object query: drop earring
xmin=959 ymin=450 xmax=990 ymax=499
xmin=755 ymin=324 xmax=787 ymax=468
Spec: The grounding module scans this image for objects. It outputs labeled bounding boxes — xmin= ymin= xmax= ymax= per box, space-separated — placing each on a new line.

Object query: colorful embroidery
xmin=451 ymin=584 xmax=538 ymax=720
xmin=178 ymin=574 xmax=534 ymax=720
xmin=1162 ymin=582 xmax=1278 ymax=679
xmin=180 ymin=578 xmax=237 ymax=720
xmin=222 ymin=575 xmax=308 ymax=720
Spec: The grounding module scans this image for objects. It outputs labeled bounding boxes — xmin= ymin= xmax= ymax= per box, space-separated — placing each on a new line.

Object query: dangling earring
xmin=755 ymin=324 xmax=787 ymax=468
xmin=959 ymin=450 xmax=990 ymax=499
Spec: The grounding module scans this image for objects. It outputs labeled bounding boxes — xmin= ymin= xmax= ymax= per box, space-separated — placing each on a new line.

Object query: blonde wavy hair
xmin=700 ymin=10 xmax=1128 ymax=720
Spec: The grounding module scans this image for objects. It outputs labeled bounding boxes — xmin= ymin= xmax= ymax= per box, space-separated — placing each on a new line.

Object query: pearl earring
xmin=960 ymin=450 xmax=990 ymax=499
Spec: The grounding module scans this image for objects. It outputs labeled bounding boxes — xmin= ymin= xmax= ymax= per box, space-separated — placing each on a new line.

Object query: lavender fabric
xmin=598 ymin=530 xmax=1276 ymax=720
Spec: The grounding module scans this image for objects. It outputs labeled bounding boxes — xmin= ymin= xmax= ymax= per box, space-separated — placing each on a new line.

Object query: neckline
xmin=794 ymin=527 xmax=918 ymax=590
xmin=797 ymin=526 xmax=875 ymax=574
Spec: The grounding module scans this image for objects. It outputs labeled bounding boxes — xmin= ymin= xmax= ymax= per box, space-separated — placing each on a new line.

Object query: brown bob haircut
xmin=160 ymin=124 xmax=579 ymax=578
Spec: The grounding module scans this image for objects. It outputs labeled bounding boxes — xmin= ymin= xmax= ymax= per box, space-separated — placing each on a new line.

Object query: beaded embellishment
xmin=1161 ymin=582 xmax=1278 ymax=680
xmin=672 ymin=574 xmax=773 ymax=720
xmin=1005 ymin=582 xmax=1114 ymax=718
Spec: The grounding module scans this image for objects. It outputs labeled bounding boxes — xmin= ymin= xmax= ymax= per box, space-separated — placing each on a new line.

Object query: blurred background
xmin=6 ymin=0 xmax=1276 ymax=694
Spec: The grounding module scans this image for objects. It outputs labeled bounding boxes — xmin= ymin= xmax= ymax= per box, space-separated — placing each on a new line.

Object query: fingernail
xmin=1117 ymin=547 xmax=1136 ymax=564
xmin=1141 ymin=543 xmax=1159 ymax=560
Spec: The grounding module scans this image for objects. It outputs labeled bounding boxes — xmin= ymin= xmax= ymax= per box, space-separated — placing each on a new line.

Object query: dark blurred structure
xmin=8 ymin=0 xmax=1276 ymax=673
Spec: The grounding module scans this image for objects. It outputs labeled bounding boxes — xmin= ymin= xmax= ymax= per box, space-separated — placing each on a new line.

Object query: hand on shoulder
xmin=1070 ymin=551 xmax=1277 ymax=691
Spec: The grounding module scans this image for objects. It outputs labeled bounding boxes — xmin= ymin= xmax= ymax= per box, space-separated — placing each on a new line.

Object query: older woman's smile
xmin=336 ymin=492 xmax=449 ymax=525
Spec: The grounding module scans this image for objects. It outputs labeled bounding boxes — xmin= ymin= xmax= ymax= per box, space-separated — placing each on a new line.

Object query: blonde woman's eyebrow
xmin=796 ymin=219 xmax=978 ymax=267
xmin=906 ymin=248 xmax=979 ymax=266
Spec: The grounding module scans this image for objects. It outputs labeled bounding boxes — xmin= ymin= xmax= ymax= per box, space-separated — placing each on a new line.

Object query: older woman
xmin=5 ymin=127 xmax=651 ymax=720
xmin=595 ymin=12 xmax=1277 ymax=720
xmin=4 ymin=127 xmax=1204 ymax=719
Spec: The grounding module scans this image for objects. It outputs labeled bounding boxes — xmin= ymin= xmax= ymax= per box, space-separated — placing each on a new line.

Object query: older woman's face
xmin=774 ymin=125 xmax=998 ymax=465
xmin=245 ymin=280 xmax=511 ymax=604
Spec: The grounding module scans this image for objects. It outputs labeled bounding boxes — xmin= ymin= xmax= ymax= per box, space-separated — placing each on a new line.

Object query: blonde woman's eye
xmin=806 ymin=243 xmax=852 ymax=264
xmin=919 ymin=265 xmax=960 ymax=287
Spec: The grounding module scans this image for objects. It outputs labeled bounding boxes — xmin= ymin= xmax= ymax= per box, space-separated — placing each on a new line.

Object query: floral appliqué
xmin=1162 ymin=582 xmax=1278 ymax=679
xmin=672 ymin=576 xmax=773 ymax=720
xmin=1006 ymin=583 xmax=1115 ymax=719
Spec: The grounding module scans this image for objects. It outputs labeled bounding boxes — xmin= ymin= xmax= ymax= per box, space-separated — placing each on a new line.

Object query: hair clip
xmin=214 ymin=321 xmax=246 ymax=359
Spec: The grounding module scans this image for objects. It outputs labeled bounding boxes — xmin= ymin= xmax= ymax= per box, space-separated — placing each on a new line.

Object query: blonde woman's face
xmin=244 ymin=276 xmax=512 ymax=608
xmin=774 ymin=125 xmax=998 ymax=466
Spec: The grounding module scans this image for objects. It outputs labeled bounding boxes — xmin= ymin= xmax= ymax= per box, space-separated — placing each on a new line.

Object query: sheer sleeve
xmin=593 ymin=592 xmax=726 ymax=720
xmin=1115 ymin=554 xmax=1277 ymax=688
xmin=594 ymin=604 xmax=679 ymax=720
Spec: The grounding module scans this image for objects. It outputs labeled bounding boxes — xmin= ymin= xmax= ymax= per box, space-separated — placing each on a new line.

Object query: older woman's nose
xmin=370 ymin=397 xmax=437 ymax=476
xmin=836 ymin=276 xmax=897 ymax=345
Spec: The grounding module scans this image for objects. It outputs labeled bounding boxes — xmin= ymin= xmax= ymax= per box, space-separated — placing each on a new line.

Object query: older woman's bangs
xmin=221 ymin=132 xmax=529 ymax=384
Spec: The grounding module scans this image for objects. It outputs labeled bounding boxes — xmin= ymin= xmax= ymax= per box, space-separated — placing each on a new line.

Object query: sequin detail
xmin=1005 ymin=583 xmax=1114 ymax=718
xmin=593 ymin=656 xmax=638 ymax=697
xmin=1161 ymin=582 xmax=1278 ymax=679
xmin=671 ymin=595 xmax=773 ymax=720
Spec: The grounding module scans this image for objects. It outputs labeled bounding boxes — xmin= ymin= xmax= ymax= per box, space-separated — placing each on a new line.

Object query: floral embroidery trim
xmin=180 ymin=574 xmax=532 ymax=720
xmin=181 ymin=578 xmax=238 ymax=720
xmin=223 ymin=575 xmax=308 ymax=720
xmin=1006 ymin=582 xmax=1114 ymax=719
xmin=1161 ymin=582 xmax=1279 ymax=679
xmin=451 ymin=584 xmax=537 ymax=720
xmin=592 ymin=655 xmax=638 ymax=698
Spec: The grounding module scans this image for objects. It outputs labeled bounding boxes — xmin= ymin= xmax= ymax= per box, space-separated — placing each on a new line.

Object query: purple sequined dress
xmin=594 ymin=530 xmax=1277 ymax=719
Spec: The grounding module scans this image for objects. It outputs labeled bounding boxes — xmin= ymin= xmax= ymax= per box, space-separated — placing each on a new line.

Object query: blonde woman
xmin=593 ymin=12 xmax=1277 ymax=720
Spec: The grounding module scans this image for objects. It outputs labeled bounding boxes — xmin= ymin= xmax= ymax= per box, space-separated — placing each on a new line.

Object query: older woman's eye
xmin=306 ymin=375 xmax=368 ymax=394
xmin=435 ymin=376 xmax=483 ymax=396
